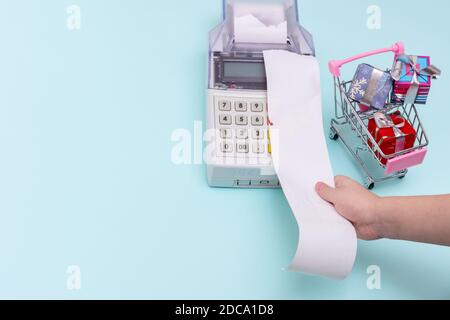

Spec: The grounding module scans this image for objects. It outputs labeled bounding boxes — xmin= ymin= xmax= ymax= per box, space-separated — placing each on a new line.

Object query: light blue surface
xmin=0 ymin=0 xmax=449 ymax=299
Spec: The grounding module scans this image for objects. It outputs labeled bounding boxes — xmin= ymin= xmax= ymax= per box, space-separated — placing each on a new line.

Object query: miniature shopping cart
xmin=328 ymin=43 xmax=429 ymax=189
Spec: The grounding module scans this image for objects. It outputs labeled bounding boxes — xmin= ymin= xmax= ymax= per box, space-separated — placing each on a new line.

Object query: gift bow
xmin=374 ymin=112 xmax=406 ymax=153
xmin=391 ymin=55 xmax=441 ymax=104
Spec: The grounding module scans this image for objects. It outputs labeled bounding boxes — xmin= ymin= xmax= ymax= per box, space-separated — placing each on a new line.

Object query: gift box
xmin=391 ymin=55 xmax=441 ymax=104
xmin=368 ymin=112 xmax=417 ymax=165
xmin=347 ymin=64 xmax=393 ymax=110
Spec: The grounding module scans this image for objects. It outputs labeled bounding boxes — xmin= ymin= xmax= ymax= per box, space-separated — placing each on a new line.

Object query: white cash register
xmin=206 ymin=0 xmax=315 ymax=188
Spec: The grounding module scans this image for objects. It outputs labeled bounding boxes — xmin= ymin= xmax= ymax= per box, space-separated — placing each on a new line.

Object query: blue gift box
xmin=395 ymin=56 xmax=431 ymax=85
xmin=391 ymin=55 xmax=433 ymax=105
xmin=347 ymin=63 xmax=393 ymax=110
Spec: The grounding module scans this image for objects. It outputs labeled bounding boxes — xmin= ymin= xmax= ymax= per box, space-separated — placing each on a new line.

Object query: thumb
xmin=315 ymin=182 xmax=338 ymax=204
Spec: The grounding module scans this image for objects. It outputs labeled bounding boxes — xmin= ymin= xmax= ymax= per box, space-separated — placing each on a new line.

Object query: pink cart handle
xmin=328 ymin=42 xmax=405 ymax=77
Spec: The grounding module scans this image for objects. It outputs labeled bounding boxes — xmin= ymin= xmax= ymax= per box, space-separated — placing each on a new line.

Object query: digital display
xmin=223 ymin=61 xmax=266 ymax=82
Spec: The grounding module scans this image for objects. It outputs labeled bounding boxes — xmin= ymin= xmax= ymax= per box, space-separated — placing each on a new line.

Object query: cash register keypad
xmin=215 ymin=97 xmax=269 ymax=158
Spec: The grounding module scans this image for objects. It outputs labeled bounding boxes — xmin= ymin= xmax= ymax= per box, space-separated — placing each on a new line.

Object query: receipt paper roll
xmin=263 ymin=50 xmax=357 ymax=279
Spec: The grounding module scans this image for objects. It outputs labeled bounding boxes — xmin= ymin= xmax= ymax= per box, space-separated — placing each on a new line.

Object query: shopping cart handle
xmin=328 ymin=42 xmax=405 ymax=77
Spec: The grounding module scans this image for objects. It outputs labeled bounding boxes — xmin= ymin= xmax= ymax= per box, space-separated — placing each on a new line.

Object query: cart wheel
xmin=398 ymin=170 xmax=408 ymax=179
xmin=329 ymin=129 xmax=339 ymax=141
xmin=365 ymin=179 xmax=375 ymax=190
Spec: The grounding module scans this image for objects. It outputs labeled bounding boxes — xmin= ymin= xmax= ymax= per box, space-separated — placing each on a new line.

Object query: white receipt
xmin=233 ymin=2 xmax=287 ymax=44
xmin=263 ymin=50 xmax=357 ymax=279
xmin=234 ymin=14 xmax=287 ymax=44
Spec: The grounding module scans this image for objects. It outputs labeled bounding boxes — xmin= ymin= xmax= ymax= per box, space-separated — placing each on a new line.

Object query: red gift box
xmin=368 ymin=112 xmax=417 ymax=165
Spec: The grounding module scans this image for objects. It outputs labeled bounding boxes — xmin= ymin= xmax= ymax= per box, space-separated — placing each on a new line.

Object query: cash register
xmin=206 ymin=0 xmax=315 ymax=188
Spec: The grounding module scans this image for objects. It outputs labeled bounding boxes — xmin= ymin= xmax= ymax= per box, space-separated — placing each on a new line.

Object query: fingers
xmin=334 ymin=175 xmax=350 ymax=187
xmin=315 ymin=182 xmax=338 ymax=204
xmin=316 ymin=176 xmax=354 ymax=204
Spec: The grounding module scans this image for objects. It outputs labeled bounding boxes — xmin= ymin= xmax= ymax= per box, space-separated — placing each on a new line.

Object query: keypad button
xmin=259 ymin=180 xmax=271 ymax=186
xmin=236 ymin=180 xmax=251 ymax=187
xmin=215 ymin=96 xmax=270 ymax=159
xmin=252 ymin=128 xmax=264 ymax=140
xmin=236 ymin=142 xmax=250 ymax=154
xmin=253 ymin=143 xmax=266 ymax=154
xmin=220 ymin=128 xmax=233 ymax=139
xmin=235 ymin=101 xmax=248 ymax=112
xmin=219 ymin=114 xmax=232 ymax=125
xmin=235 ymin=115 xmax=248 ymax=126
xmin=251 ymin=102 xmax=264 ymax=112
xmin=236 ymin=128 xmax=249 ymax=139
xmin=218 ymin=100 xmax=231 ymax=111
xmin=221 ymin=142 xmax=233 ymax=153
xmin=251 ymin=115 xmax=265 ymax=126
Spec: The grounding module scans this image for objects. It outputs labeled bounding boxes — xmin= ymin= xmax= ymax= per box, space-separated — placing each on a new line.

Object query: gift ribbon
xmin=374 ymin=112 xmax=406 ymax=153
xmin=391 ymin=55 xmax=441 ymax=104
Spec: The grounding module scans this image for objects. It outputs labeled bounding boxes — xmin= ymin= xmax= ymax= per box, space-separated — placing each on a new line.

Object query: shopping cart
xmin=328 ymin=43 xmax=429 ymax=189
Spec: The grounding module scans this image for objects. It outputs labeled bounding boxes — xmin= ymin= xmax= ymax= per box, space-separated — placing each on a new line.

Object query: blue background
xmin=0 ymin=0 xmax=449 ymax=299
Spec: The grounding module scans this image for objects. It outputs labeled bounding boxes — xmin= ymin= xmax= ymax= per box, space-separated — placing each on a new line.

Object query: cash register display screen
xmin=223 ymin=61 xmax=266 ymax=83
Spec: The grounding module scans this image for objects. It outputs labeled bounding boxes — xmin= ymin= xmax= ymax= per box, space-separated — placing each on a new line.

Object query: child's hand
xmin=316 ymin=176 xmax=450 ymax=246
xmin=315 ymin=176 xmax=382 ymax=240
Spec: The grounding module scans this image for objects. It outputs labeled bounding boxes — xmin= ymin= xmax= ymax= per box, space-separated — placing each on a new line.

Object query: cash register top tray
xmin=208 ymin=0 xmax=315 ymax=90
